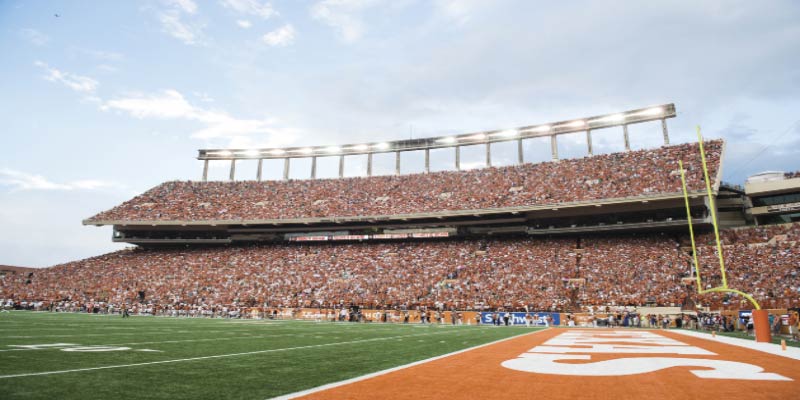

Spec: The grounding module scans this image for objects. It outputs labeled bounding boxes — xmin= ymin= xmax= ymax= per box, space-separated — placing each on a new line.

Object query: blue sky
xmin=1 ymin=0 xmax=799 ymax=267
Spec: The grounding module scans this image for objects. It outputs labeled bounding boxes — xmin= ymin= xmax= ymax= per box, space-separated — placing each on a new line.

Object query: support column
xmin=623 ymin=124 xmax=630 ymax=151
xmin=551 ymin=135 xmax=558 ymax=161
xmin=202 ymin=160 xmax=209 ymax=182
xmin=661 ymin=118 xmax=670 ymax=145
xmin=517 ymin=138 xmax=524 ymax=164
xmin=586 ymin=130 xmax=593 ymax=156
xmin=367 ymin=153 xmax=373 ymax=176
xmin=424 ymin=148 xmax=430 ymax=173
xmin=455 ymin=146 xmax=461 ymax=170
xmin=229 ymin=159 xmax=236 ymax=181
xmin=338 ymin=155 xmax=345 ymax=178
xmin=395 ymin=151 xmax=401 ymax=175
xmin=310 ymin=156 xmax=317 ymax=179
xmin=256 ymin=159 xmax=263 ymax=181
xmin=283 ymin=158 xmax=290 ymax=180
xmin=486 ymin=142 xmax=492 ymax=167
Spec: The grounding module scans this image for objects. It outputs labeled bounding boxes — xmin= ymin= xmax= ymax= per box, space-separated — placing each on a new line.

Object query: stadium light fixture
xmin=463 ymin=133 xmax=487 ymax=141
xmin=531 ymin=125 xmax=551 ymax=133
xmin=635 ymin=107 xmax=664 ymax=117
xmin=559 ymin=120 xmax=586 ymax=128
xmin=197 ymin=103 xmax=676 ymax=163
xmin=590 ymin=114 xmax=625 ymax=124
xmin=491 ymin=129 xmax=518 ymax=138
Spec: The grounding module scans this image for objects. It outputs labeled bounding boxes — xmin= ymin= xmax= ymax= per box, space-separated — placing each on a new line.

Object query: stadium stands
xmin=3 ymin=224 xmax=798 ymax=313
xmin=694 ymin=224 xmax=800 ymax=309
xmin=5 ymin=139 xmax=798 ymax=315
xmin=86 ymin=141 xmax=723 ymax=223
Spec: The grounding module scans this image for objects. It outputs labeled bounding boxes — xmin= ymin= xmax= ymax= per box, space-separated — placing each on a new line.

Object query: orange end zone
xmin=293 ymin=329 xmax=799 ymax=400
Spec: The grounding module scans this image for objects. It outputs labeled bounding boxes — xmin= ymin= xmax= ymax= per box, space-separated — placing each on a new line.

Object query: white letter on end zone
xmin=501 ymin=354 xmax=791 ymax=381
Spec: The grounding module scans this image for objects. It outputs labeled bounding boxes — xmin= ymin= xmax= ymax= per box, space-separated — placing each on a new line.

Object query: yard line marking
xmin=0 ymin=333 xmax=308 ymax=352
xmin=0 ymin=328 xmax=278 ymax=339
xmin=272 ymin=328 xmax=551 ymax=400
xmin=0 ymin=330 xmax=454 ymax=379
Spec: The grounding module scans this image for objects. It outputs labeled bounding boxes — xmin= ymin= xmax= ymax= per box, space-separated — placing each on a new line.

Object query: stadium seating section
xmin=5 ymin=140 xmax=798 ymax=313
xmin=3 ymin=224 xmax=798 ymax=312
xmin=86 ymin=141 xmax=723 ymax=222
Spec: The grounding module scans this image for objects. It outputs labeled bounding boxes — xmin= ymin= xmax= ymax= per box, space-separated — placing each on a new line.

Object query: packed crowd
xmin=86 ymin=141 xmax=723 ymax=222
xmin=580 ymin=235 xmax=689 ymax=307
xmin=4 ymin=223 xmax=798 ymax=314
xmin=694 ymin=223 xmax=800 ymax=309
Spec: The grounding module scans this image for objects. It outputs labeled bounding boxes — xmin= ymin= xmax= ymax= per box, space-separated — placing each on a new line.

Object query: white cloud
xmin=102 ymin=89 xmax=195 ymax=119
xmin=20 ymin=28 xmax=49 ymax=46
xmin=221 ymin=0 xmax=276 ymax=19
xmin=158 ymin=10 xmax=204 ymax=45
xmin=262 ymin=24 xmax=295 ymax=46
xmin=310 ymin=0 xmax=380 ymax=43
xmin=0 ymin=169 xmax=123 ymax=192
xmin=166 ymin=0 xmax=198 ymax=14
xmin=101 ymin=89 xmax=297 ymax=144
xmin=35 ymin=61 xmax=99 ymax=94
xmin=155 ymin=0 xmax=204 ymax=45
xmin=236 ymin=19 xmax=252 ymax=29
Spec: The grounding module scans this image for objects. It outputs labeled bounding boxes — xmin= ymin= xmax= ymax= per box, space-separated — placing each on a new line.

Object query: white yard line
xmin=271 ymin=328 xmax=551 ymax=400
xmin=2 ymin=331 xmax=213 ymax=339
xmin=0 ymin=333 xmax=312 ymax=352
xmin=671 ymin=329 xmax=800 ymax=361
xmin=0 ymin=330 xmax=455 ymax=379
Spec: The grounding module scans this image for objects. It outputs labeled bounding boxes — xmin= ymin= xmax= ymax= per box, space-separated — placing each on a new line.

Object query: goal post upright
xmin=678 ymin=127 xmax=770 ymax=342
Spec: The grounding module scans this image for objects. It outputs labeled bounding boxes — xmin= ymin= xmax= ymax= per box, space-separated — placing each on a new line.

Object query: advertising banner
xmin=739 ymin=310 xmax=752 ymax=326
xmin=479 ymin=312 xmax=560 ymax=326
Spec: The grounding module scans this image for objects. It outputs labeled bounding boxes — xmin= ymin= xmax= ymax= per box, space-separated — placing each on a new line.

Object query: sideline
xmin=272 ymin=328 xmax=550 ymax=400
xmin=671 ymin=329 xmax=800 ymax=361
xmin=0 ymin=330 xmax=456 ymax=379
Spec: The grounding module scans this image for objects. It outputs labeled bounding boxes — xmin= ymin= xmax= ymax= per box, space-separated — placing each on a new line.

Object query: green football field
xmin=0 ymin=312 xmax=534 ymax=399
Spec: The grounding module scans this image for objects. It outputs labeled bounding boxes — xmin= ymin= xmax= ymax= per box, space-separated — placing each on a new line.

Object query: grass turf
xmin=0 ymin=312 xmax=535 ymax=399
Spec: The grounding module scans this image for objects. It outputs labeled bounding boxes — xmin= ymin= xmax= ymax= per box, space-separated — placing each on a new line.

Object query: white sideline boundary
xmin=671 ymin=329 xmax=800 ymax=361
xmin=0 ymin=330 xmax=457 ymax=379
xmin=271 ymin=328 xmax=551 ymax=400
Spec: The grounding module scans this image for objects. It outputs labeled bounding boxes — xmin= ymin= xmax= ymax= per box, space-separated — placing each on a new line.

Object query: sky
xmin=1 ymin=0 xmax=799 ymax=267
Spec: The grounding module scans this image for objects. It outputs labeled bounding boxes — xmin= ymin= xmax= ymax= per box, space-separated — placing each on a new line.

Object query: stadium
xmin=2 ymin=101 xmax=799 ymax=399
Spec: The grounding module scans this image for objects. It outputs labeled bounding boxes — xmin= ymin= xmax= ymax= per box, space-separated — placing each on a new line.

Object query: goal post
xmin=678 ymin=127 xmax=770 ymax=342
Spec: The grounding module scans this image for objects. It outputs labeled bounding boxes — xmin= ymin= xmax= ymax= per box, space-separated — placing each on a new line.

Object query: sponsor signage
xmin=290 ymin=236 xmax=329 ymax=242
xmin=289 ymin=232 xmax=451 ymax=241
xmin=479 ymin=312 xmax=560 ymax=326
xmin=739 ymin=310 xmax=753 ymax=326
xmin=372 ymin=233 xmax=410 ymax=239
xmin=410 ymin=232 xmax=450 ymax=238
xmin=330 ymin=235 xmax=370 ymax=241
